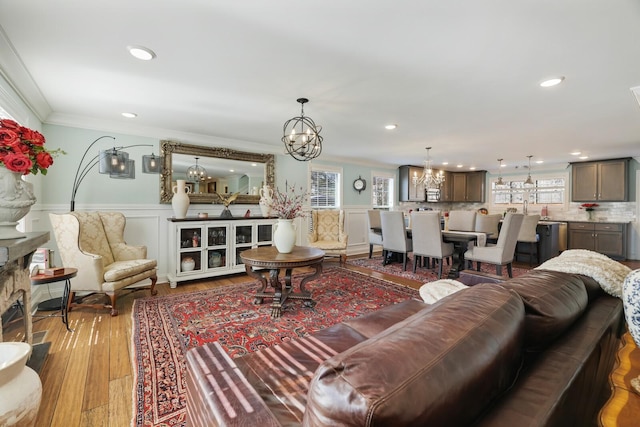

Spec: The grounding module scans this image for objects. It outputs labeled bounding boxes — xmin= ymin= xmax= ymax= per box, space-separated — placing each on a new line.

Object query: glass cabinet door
xmin=206 ymin=225 xmax=229 ymax=270
xmin=257 ymin=223 xmax=273 ymax=246
xmin=178 ymin=226 xmax=203 ymax=273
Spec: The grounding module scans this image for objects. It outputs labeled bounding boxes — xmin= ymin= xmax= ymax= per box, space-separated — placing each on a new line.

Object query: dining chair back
xmin=367 ymin=210 xmax=383 ymax=258
xmin=464 ymin=213 xmax=524 ymax=277
xmin=475 ymin=214 xmax=502 ymax=242
xmin=380 ymin=211 xmax=413 ymax=270
xmin=411 ymin=211 xmax=454 ymax=278
xmin=516 ymin=214 xmax=541 ymax=266
xmin=448 ymin=210 xmax=477 ymax=232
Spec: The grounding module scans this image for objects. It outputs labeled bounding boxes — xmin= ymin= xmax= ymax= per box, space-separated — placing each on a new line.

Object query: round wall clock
xmin=353 ymin=176 xmax=366 ymax=193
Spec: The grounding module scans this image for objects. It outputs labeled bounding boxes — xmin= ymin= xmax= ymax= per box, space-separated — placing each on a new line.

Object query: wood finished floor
xmin=3 ymin=257 xmax=640 ymax=427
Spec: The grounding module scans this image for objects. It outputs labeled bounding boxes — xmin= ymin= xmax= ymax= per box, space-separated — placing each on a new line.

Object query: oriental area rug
xmin=348 ymin=255 xmax=530 ymax=282
xmin=131 ymin=267 xmax=419 ymax=427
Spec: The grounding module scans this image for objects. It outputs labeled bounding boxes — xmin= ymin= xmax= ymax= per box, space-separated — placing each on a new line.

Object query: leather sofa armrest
xmin=185 ymin=343 xmax=281 ymax=427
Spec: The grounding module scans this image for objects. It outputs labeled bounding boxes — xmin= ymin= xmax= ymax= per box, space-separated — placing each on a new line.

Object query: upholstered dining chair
xmin=464 ymin=213 xmax=524 ymax=277
xmin=49 ymin=211 xmax=158 ymax=316
xmin=475 ymin=213 xmax=502 ymax=243
xmin=447 ymin=210 xmax=477 ymax=232
xmin=307 ymin=210 xmax=348 ymax=265
xmin=367 ymin=210 xmax=383 ymax=258
xmin=380 ymin=211 xmax=413 ymax=271
xmin=410 ymin=211 xmax=454 ymax=279
xmin=516 ymin=214 xmax=541 ymax=266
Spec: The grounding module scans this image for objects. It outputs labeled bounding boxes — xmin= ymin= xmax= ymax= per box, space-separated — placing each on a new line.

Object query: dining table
xmin=372 ymin=227 xmax=481 ymax=279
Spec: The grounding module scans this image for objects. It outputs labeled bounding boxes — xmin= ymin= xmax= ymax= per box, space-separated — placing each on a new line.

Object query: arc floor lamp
xmin=70 ymin=136 xmax=162 ymax=211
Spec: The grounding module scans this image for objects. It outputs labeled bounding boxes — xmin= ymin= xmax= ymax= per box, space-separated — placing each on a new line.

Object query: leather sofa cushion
xmin=303 ymin=284 xmax=525 ymax=427
xmin=498 ymin=270 xmax=588 ymax=352
xmin=340 ymin=298 xmax=427 ymax=338
xmin=575 ymin=273 xmax=604 ymax=301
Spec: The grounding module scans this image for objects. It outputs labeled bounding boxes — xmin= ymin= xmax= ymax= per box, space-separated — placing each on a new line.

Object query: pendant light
xmin=524 ymin=155 xmax=534 ymax=186
xmin=496 ymin=158 xmax=505 ymax=186
xmin=282 ymin=98 xmax=323 ymax=161
xmin=187 ymin=157 xmax=207 ymax=182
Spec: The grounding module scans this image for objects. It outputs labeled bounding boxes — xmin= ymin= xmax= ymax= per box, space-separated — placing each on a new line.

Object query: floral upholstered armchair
xmin=49 ymin=211 xmax=157 ymax=316
xmin=307 ymin=210 xmax=348 ymax=265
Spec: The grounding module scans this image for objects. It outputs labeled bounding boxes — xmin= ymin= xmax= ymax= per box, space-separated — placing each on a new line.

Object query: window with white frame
xmin=372 ymin=173 xmax=394 ymax=208
xmin=492 ymin=174 xmax=566 ymax=206
xmin=310 ymin=166 xmax=341 ymax=208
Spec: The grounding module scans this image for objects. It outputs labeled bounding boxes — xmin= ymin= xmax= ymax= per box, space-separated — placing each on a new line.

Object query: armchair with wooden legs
xmin=307 ymin=210 xmax=348 ymax=265
xmin=49 ymin=211 xmax=158 ymax=316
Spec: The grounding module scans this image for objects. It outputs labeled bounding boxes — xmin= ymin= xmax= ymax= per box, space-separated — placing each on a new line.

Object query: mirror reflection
xmin=171 ymin=154 xmax=266 ymax=195
xmin=160 ymin=140 xmax=275 ymax=205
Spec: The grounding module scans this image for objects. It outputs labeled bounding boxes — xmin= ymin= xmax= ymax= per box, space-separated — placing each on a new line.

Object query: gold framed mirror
xmin=160 ymin=140 xmax=275 ymax=204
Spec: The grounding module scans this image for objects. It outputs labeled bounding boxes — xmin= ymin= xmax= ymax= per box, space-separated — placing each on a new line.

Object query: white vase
xmin=172 ymin=179 xmax=191 ymax=219
xmin=273 ymin=219 xmax=296 ymax=253
xmin=0 ymin=342 xmax=42 ymax=427
xmin=259 ymin=198 xmax=271 ymax=217
xmin=259 ymin=184 xmax=273 ymax=218
xmin=0 ymin=167 xmax=36 ymax=239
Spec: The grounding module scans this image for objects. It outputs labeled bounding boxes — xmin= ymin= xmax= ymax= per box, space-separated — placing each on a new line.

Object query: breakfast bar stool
xmin=516 ymin=215 xmax=541 ymax=266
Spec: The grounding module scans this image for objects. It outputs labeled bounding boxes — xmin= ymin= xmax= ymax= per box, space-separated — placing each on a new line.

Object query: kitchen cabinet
xmin=167 ymin=217 xmax=276 ymax=287
xmin=567 ymin=221 xmax=628 ymax=260
xmin=571 ymin=158 xmax=628 ymax=202
xmin=399 ymin=165 xmax=426 ymax=202
xmin=449 ymin=171 xmax=486 ymax=202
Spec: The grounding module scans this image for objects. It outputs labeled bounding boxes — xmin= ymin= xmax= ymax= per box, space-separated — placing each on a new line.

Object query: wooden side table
xmin=31 ymin=268 xmax=77 ymax=332
xmin=240 ymin=246 xmax=324 ymax=318
xmin=599 ymin=330 xmax=640 ymax=426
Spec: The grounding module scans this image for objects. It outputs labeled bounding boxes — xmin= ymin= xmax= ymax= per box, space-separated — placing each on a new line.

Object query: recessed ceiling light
xmin=579 ymin=156 xmax=589 ymax=160
xmin=442 ymin=162 xmax=449 ymax=166
xmin=456 ymin=164 xmax=463 ymax=168
xmin=251 ymin=163 xmax=257 ymax=167
xmin=384 ymin=124 xmax=397 ymax=130
xmin=536 ymin=160 xmax=544 ymax=164
xmin=500 ymin=163 xmax=507 ymax=168
xmin=127 ymin=45 xmax=156 ymax=61
xmin=540 ymin=76 xmax=565 ymax=87
xmin=570 ymin=151 xmax=581 ymax=156
xmin=121 ymin=112 xmax=137 ymax=118
xmin=229 ymin=169 xmax=234 ymax=173
xmin=469 ymin=166 xmax=476 ymax=170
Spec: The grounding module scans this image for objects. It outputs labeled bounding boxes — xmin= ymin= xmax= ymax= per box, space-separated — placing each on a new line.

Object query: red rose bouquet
xmin=0 ymin=119 xmax=61 ymax=175
xmin=579 ymin=203 xmax=599 ymax=212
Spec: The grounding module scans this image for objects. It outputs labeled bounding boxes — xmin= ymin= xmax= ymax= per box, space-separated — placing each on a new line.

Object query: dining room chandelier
xmin=413 ymin=147 xmax=445 ymax=189
xmin=281 ymin=97 xmax=323 ymax=161
xmin=187 ymin=157 xmax=207 ymax=182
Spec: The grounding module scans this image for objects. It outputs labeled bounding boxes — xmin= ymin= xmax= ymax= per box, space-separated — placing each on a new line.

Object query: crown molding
xmin=0 ymin=25 xmax=52 ymax=122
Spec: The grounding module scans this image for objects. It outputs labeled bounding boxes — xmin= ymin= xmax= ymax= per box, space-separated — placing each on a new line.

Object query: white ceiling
xmin=1 ymin=0 xmax=639 ymax=173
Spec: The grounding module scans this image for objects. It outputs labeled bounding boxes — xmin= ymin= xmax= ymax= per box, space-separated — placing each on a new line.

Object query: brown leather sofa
xmin=185 ymin=269 xmax=624 ymax=426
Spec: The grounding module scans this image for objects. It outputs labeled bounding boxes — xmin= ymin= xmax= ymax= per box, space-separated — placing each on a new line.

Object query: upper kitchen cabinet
xmin=399 ymin=165 xmax=426 ymax=202
xmin=571 ymin=158 xmax=629 ymax=202
xmin=449 ymin=171 xmax=486 ymax=203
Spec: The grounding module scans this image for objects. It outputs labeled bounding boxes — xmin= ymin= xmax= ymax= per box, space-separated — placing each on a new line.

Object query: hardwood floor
xmin=3 ymin=258 xmax=639 ymax=426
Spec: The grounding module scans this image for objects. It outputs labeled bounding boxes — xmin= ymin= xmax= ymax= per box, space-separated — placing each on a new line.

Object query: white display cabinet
xmin=167 ymin=218 xmax=275 ymax=288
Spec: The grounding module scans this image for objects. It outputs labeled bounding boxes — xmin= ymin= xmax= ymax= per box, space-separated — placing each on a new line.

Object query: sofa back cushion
xmin=303 ymin=284 xmax=525 ymax=427
xmin=498 ymin=270 xmax=588 ymax=351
